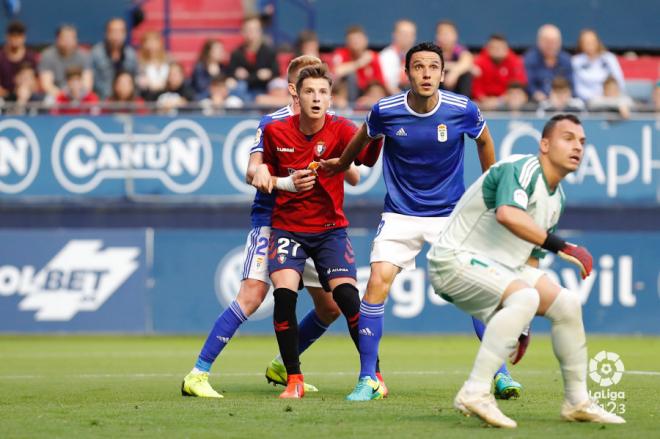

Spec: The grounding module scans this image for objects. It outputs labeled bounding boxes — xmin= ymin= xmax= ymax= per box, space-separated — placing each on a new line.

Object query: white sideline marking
xmin=1 ymin=369 xmax=658 ymax=380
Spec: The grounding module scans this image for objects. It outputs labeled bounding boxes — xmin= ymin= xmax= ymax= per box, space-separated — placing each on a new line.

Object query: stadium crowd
xmin=0 ymin=16 xmax=658 ymax=116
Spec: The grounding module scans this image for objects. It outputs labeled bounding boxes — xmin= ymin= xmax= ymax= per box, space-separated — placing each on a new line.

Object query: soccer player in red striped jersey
xmin=256 ymin=65 xmax=382 ymax=398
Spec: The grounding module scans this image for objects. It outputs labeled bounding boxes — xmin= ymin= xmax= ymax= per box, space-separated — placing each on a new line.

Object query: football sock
xmin=273 ymin=288 xmax=301 ymax=376
xmin=472 ymin=316 xmax=510 ymax=378
xmin=466 ymin=288 xmax=538 ymax=394
xmin=358 ymin=300 xmax=385 ymax=380
xmin=195 ymin=300 xmax=247 ymax=372
xmin=545 ymin=288 xmax=589 ymax=405
xmin=297 ymin=310 xmax=329 ymax=355
xmin=331 ymin=283 xmax=361 ymax=349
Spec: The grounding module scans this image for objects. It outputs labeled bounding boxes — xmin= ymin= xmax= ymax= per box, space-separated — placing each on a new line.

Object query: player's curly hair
xmin=295 ymin=64 xmax=333 ymax=93
xmin=405 ymin=42 xmax=445 ymax=71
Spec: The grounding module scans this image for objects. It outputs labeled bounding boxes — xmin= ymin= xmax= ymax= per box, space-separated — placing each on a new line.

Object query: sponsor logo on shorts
xmin=327 ymin=267 xmax=349 ymax=274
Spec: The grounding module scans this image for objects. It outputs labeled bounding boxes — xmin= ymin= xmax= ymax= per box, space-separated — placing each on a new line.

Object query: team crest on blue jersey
xmin=437 ymin=124 xmax=448 ymax=142
xmin=277 ymin=254 xmax=287 ymax=264
xmin=315 ymin=141 xmax=326 ymax=157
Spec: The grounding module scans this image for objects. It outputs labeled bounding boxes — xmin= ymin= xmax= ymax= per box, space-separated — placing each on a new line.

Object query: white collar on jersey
xmin=403 ymin=90 xmax=442 ymax=118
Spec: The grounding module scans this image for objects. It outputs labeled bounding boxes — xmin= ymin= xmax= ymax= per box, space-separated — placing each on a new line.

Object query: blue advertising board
xmin=151 ymin=229 xmax=660 ymax=335
xmin=0 ymin=228 xmax=658 ymax=334
xmin=0 ymin=116 xmax=658 ymax=205
xmin=0 ymin=229 xmax=147 ymax=332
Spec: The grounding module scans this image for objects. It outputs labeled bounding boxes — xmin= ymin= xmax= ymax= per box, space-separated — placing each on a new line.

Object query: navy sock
xmin=195 ymin=300 xmax=247 ymax=372
xmin=358 ymin=300 xmax=384 ymax=380
xmin=472 ymin=316 xmax=509 ymax=377
xmin=297 ymin=310 xmax=328 ymax=354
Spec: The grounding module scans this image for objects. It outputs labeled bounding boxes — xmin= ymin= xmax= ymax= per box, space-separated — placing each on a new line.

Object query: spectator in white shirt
xmin=572 ymin=28 xmax=625 ymax=102
xmin=379 ymin=19 xmax=416 ymax=94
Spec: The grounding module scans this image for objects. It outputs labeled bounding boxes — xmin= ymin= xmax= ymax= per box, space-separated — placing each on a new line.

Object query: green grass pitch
xmin=1 ymin=334 xmax=658 ymax=438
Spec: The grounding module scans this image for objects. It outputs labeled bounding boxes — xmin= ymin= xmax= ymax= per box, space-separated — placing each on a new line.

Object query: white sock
xmin=192 ymin=367 xmax=206 ymax=374
xmin=275 ymin=354 xmax=283 ymax=363
xmin=545 ymin=288 xmax=589 ymax=405
xmin=466 ymin=288 xmax=539 ymax=394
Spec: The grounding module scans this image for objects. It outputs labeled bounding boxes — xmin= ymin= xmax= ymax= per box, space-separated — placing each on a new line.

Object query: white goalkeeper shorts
xmin=241 ymin=226 xmax=322 ymax=289
xmin=427 ymin=247 xmax=545 ymax=322
xmin=370 ymin=212 xmax=449 ymax=271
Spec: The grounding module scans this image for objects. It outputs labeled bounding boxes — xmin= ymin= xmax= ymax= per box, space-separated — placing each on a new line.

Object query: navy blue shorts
xmin=268 ymin=227 xmax=356 ymax=291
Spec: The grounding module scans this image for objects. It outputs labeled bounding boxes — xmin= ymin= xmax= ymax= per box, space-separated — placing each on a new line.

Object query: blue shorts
xmin=268 ymin=227 xmax=356 ymax=291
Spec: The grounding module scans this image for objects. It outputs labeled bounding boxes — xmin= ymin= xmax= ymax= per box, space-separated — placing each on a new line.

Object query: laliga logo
xmin=0 ymin=119 xmax=40 ymax=194
xmin=52 ymin=119 xmax=212 ymax=193
xmin=0 ymin=240 xmax=140 ymax=321
xmin=589 ymin=350 xmax=625 ymax=387
xmin=223 ymin=119 xmax=382 ymax=196
xmin=215 ymin=246 xmax=274 ymax=320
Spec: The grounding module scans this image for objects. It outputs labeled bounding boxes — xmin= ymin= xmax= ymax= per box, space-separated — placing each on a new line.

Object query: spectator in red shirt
xmin=472 ymin=34 xmax=527 ymax=110
xmin=52 ymin=65 xmax=100 ymax=115
xmin=332 ymin=25 xmax=385 ymax=102
xmin=0 ymin=20 xmax=37 ymax=98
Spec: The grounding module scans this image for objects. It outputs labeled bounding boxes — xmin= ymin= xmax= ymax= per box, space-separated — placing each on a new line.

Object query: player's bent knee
xmin=503 ymin=287 xmax=540 ymax=321
xmin=545 ymin=288 xmax=583 ymax=322
xmin=236 ymin=279 xmax=269 ymax=316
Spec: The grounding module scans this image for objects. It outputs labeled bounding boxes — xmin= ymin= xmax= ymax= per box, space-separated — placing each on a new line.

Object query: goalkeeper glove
xmin=542 ymin=233 xmax=593 ymax=279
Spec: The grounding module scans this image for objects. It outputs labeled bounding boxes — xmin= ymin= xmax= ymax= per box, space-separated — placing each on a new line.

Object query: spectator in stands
xmin=52 ymin=65 xmax=100 ymax=115
xmin=0 ymin=20 xmax=37 ymax=98
xmin=472 ymin=34 xmax=527 ymax=110
xmin=191 ymin=39 xmax=230 ymax=101
xmin=38 ymin=24 xmax=93 ymax=98
xmin=536 ymin=76 xmax=585 ymax=116
xmin=136 ymin=31 xmax=170 ymax=101
xmin=379 ymin=19 xmax=416 ymax=94
xmin=156 ymin=61 xmax=195 ymax=113
xmin=524 ymin=24 xmax=573 ymax=103
xmin=331 ymin=79 xmax=350 ymax=111
xmin=91 ymin=18 xmax=138 ymax=99
xmin=355 ymin=81 xmax=388 ymax=111
xmin=572 ymin=29 xmax=625 ymax=103
xmin=500 ymin=82 xmax=533 ymax=113
xmin=332 ymin=25 xmax=385 ymax=102
xmin=654 ymin=81 xmax=660 ymax=112
xmin=200 ymin=75 xmax=243 ymax=114
xmin=227 ymin=15 xmax=279 ymax=99
xmin=435 ymin=20 xmax=473 ymax=96
xmin=105 ymin=70 xmax=147 ymax=114
xmin=5 ymin=63 xmax=43 ymax=114
xmin=588 ymin=75 xmax=634 ymax=119
xmin=295 ymin=30 xmax=320 ymax=57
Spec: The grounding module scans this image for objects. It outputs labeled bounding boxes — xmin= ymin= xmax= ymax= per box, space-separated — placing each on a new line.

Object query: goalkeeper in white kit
xmin=427 ymin=114 xmax=625 ymax=428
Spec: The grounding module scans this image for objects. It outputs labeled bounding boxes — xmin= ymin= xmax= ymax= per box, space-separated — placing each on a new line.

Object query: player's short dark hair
xmin=405 ymin=42 xmax=444 ymax=71
xmin=7 ymin=20 xmax=26 ymax=35
xmin=541 ymin=114 xmax=582 ymax=138
xmin=295 ymin=65 xmax=332 ymax=93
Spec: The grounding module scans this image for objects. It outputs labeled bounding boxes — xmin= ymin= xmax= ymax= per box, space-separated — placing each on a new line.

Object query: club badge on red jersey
xmin=315 ymin=142 xmax=326 ymax=157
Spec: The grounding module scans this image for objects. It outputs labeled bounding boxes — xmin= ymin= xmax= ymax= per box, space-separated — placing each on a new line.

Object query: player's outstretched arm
xmin=320 ymin=124 xmax=371 ymax=175
xmin=475 ymin=125 xmax=496 ymax=172
xmin=496 ymin=205 xmax=593 ymax=279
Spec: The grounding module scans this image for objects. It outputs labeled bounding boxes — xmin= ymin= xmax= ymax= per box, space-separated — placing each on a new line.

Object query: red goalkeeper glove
xmin=542 ymin=233 xmax=593 ymax=279
xmin=509 ymin=326 xmax=531 ymax=365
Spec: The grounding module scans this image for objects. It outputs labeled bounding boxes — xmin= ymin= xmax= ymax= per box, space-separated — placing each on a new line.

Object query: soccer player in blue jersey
xmin=181 ymin=56 xmax=362 ymax=398
xmin=322 ymin=42 xmax=524 ymax=400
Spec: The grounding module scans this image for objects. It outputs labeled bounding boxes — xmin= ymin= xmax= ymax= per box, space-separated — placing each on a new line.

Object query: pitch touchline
xmin=0 ymin=370 xmax=658 ymax=380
